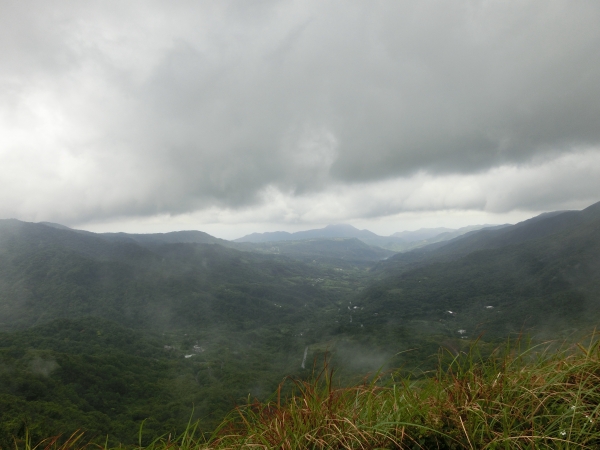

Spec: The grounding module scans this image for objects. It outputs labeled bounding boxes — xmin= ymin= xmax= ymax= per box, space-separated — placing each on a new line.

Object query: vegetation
xmin=1 ymin=201 xmax=600 ymax=447
xmin=9 ymin=336 xmax=600 ymax=449
xmin=208 ymin=337 xmax=600 ymax=449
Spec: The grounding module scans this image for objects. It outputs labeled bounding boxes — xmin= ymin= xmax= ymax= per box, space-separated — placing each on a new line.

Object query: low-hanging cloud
xmin=206 ymin=148 xmax=600 ymax=226
xmin=1 ymin=0 xmax=599 ymax=226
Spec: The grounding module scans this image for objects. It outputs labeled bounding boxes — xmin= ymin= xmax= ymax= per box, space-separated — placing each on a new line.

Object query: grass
xmin=12 ymin=336 xmax=600 ymax=450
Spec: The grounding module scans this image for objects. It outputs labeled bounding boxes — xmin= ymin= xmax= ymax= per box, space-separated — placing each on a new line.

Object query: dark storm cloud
xmin=1 ymin=0 xmax=599 ymax=223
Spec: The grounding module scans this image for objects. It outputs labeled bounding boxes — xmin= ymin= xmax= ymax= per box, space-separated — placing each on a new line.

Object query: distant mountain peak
xmin=234 ymin=224 xmax=378 ymax=243
xmin=39 ymin=222 xmax=73 ymax=230
xmin=234 ymin=222 xmax=502 ymax=252
xmin=324 ymin=223 xmax=359 ymax=230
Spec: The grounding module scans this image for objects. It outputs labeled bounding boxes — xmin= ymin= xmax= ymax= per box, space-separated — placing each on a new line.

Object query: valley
xmin=1 ymin=201 xmax=599 ymax=445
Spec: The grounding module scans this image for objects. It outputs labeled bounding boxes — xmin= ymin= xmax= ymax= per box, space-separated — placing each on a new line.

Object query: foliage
xmin=13 ymin=336 xmax=600 ymax=449
xmin=179 ymin=336 xmax=600 ymax=449
xmin=1 ymin=203 xmax=600 ymax=447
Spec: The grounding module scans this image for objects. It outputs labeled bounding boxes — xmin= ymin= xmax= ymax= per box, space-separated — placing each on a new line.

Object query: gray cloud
xmin=0 ymin=0 xmax=599 ymax=226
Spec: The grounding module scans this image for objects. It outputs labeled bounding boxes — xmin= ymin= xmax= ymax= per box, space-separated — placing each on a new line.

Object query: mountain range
xmin=235 ymin=223 xmax=500 ymax=251
xmin=1 ymin=200 xmax=600 ymax=443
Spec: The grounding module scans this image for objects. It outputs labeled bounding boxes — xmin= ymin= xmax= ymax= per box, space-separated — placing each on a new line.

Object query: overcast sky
xmin=1 ymin=0 xmax=599 ymax=239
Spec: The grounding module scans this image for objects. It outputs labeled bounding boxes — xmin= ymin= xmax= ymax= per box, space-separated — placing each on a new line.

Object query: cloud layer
xmin=1 ymin=1 xmax=599 ymax=229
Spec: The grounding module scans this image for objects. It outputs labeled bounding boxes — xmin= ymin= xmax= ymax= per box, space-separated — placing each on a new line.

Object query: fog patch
xmin=29 ymin=356 xmax=58 ymax=377
xmin=334 ymin=342 xmax=389 ymax=374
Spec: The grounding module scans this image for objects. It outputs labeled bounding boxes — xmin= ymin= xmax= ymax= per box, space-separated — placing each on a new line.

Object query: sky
xmin=1 ymin=0 xmax=599 ymax=240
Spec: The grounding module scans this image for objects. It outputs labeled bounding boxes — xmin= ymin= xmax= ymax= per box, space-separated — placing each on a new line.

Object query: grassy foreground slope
xmin=205 ymin=338 xmax=600 ymax=449
xmin=13 ymin=336 xmax=600 ymax=449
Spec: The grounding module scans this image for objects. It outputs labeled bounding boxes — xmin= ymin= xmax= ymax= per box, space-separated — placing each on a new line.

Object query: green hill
xmin=1 ymin=201 xmax=600 ymax=445
xmin=354 ymin=201 xmax=600 ymax=343
xmin=0 ymin=220 xmax=349 ymax=332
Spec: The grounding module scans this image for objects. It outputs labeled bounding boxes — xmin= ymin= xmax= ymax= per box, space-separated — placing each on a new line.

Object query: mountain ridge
xmin=235 ymin=223 xmax=498 ymax=252
xmin=1 ymin=201 xmax=600 ymax=444
xmin=357 ymin=200 xmax=600 ymax=340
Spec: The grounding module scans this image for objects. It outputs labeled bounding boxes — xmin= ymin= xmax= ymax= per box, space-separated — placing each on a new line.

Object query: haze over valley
xmin=2 ymin=200 xmax=600 ymax=443
xmin=1 ymin=1 xmax=600 ymax=446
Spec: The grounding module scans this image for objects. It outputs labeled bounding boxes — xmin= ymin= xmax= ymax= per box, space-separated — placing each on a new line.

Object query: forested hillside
xmin=351 ymin=201 xmax=600 ymax=341
xmin=0 ymin=220 xmax=386 ymax=443
xmin=1 ymin=201 xmax=599 ymax=444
